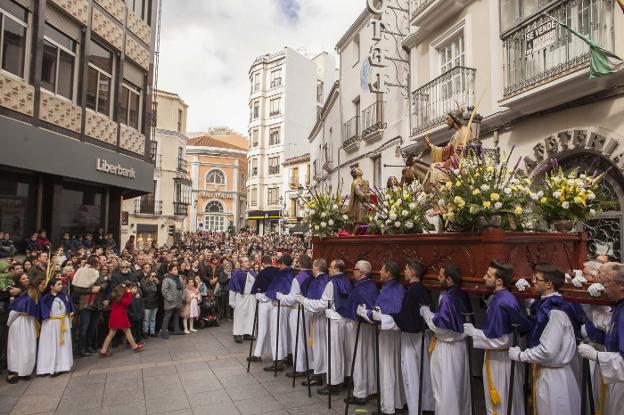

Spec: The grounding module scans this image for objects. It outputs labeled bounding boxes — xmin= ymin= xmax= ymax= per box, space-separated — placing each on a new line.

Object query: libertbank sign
xmin=96 ymin=158 xmax=137 ymax=179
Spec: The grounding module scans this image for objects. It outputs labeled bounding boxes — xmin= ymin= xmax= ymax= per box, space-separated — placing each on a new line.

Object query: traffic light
xmin=168 ymin=225 xmax=175 ymax=236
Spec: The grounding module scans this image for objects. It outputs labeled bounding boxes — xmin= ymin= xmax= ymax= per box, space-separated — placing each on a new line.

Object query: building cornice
xmin=154 ymin=128 xmax=189 ymax=142
xmin=186 ymin=146 xmax=247 ymax=157
xmin=335 ymin=9 xmax=369 ymax=52
xmin=283 ymin=153 xmax=310 ymax=167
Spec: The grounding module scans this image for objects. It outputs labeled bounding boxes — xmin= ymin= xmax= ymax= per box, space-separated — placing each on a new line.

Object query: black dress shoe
xmin=282 ymin=354 xmax=293 ymax=366
xmin=285 ymin=371 xmax=306 ymax=378
xmin=234 ymin=336 xmax=243 ymax=343
xmin=301 ymin=376 xmax=323 ymax=386
xmin=317 ymin=384 xmax=343 ymax=395
xmin=243 ymin=334 xmax=255 ymax=341
xmin=246 ymin=356 xmax=262 ymax=362
xmin=263 ymin=362 xmax=284 ymax=372
xmin=173 ymin=331 xmax=185 ymax=335
xmin=344 ymin=396 xmax=368 ymax=405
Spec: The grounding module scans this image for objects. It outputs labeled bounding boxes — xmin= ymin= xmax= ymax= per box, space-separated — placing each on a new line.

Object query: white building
xmin=246 ymin=47 xmax=337 ymax=234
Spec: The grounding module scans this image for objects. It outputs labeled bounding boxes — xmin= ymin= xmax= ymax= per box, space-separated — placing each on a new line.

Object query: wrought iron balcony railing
xmin=136 ymin=196 xmax=162 ymax=215
xmin=411 ymin=66 xmax=476 ymax=136
xmin=270 ymin=78 xmax=282 ymax=88
xmin=410 ymin=0 xmax=435 ymax=19
xmin=361 ymin=99 xmax=385 ymax=140
xmin=173 ymin=201 xmax=188 ymax=217
xmin=502 ymin=0 xmax=614 ymax=98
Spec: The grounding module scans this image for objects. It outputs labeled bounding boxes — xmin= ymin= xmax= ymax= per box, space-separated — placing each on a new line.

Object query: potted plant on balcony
xmin=366 ymin=181 xmax=434 ymax=235
xmin=534 ymin=164 xmax=603 ymax=232
xmin=301 ymin=186 xmax=349 ymax=238
xmin=437 ymin=145 xmax=534 ymax=232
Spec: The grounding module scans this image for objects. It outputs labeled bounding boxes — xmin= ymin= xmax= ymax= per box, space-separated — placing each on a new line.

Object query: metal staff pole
xmin=300 ymin=303 xmax=312 ymax=397
xmin=291 ymin=302 xmax=302 ymax=387
xmin=507 ymin=324 xmax=519 ymax=415
xmin=327 ymin=299 xmax=332 ymax=409
xmin=463 ymin=312 xmax=477 ymax=415
xmin=247 ymin=299 xmax=259 ymax=373
xmin=344 ymin=320 xmax=362 ymax=415
xmin=274 ymin=299 xmax=281 ymax=377
xmin=374 ymin=309 xmax=382 ymax=415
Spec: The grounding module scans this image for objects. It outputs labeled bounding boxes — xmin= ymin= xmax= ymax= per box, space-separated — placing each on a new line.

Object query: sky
xmin=157 ymin=0 xmax=364 ymax=135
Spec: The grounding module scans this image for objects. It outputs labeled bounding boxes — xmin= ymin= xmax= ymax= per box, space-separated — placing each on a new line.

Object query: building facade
xmin=282 ymin=153 xmax=311 ymax=233
xmin=121 ymin=90 xmax=191 ymax=248
xmin=246 ymin=47 xmax=337 ymax=234
xmin=187 ymin=132 xmax=248 ymax=233
xmin=0 ymin=0 xmax=156 ymax=246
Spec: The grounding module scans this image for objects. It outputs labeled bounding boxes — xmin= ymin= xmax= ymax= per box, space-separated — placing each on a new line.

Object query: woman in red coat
xmin=99 ymin=284 xmax=144 ymax=357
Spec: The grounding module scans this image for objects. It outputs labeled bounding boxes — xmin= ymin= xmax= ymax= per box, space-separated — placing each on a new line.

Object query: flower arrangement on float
xmin=534 ymin=164 xmax=604 ymax=231
xmin=366 ymin=181 xmax=435 ymax=234
xmin=301 ymin=186 xmax=349 ymax=237
xmin=437 ymin=145 xmax=534 ymax=231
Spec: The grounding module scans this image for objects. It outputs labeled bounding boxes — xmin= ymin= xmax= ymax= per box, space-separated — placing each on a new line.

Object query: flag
xmin=548 ymin=14 xmax=624 ymax=79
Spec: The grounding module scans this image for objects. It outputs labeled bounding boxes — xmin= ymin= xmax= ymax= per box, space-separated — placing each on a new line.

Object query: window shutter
xmin=46 ymin=4 xmax=81 ymax=42
xmin=124 ymin=61 xmax=145 ymax=88
xmin=12 ymin=0 xmax=33 ymax=11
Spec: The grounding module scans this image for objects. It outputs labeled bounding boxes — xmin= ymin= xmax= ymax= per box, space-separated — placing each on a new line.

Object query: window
xmin=269 ymin=128 xmax=280 ymax=145
xmin=174 ymin=178 xmax=192 ymax=206
xmin=305 ymin=164 xmax=310 ymax=185
xmin=251 ymin=129 xmax=259 ymax=147
xmin=177 ymin=146 xmax=184 ymax=170
xmin=353 ymin=33 xmax=360 ymax=64
xmin=500 ymin=0 xmax=538 ymax=32
xmin=119 ymin=81 xmax=142 ymax=129
xmin=250 ymin=158 xmax=258 ymax=176
xmin=250 ymin=187 xmax=257 ymax=206
xmin=270 ymin=68 xmax=282 ymax=87
xmin=240 ymin=173 xmax=246 ymax=187
xmin=290 ymin=167 xmax=299 ymax=186
xmin=86 ymin=40 xmax=113 ymax=116
xmin=290 ymin=199 xmax=297 ymax=218
xmin=177 ymin=108 xmax=183 ymax=132
xmin=204 ymin=201 xmax=226 ymax=232
xmin=0 ymin=2 xmax=28 ymax=79
xmin=372 ymin=156 xmax=382 ymax=188
xmin=206 ymin=169 xmax=225 ymax=185
xmin=127 ymin=0 xmax=150 ymax=22
xmin=268 ymin=187 xmax=279 ymax=205
xmin=269 ymin=98 xmax=280 ymax=116
xmin=317 ymin=81 xmax=324 ymax=103
xmin=268 ymin=156 xmax=280 ymax=175
xmin=252 ymin=100 xmax=259 ymax=119
xmin=323 ymin=143 xmax=331 ymax=164
xmin=151 ymin=100 xmax=158 ymax=127
xmin=439 ymin=34 xmax=464 ymax=74
xmin=253 ymin=72 xmax=260 ymax=91
xmin=41 ymin=23 xmax=76 ymax=100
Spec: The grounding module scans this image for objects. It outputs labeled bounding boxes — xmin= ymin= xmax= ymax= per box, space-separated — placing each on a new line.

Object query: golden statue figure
xmin=347 ymin=167 xmax=370 ymax=224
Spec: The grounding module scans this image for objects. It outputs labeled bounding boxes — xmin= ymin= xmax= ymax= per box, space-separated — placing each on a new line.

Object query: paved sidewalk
xmin=0 ymin=322 xmax=380 ymax=415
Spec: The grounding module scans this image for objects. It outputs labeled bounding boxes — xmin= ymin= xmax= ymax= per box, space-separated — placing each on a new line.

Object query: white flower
xmin=405 ymin=221 xmax=414 ymax=229
xmin=553 ymin=191 xmax=562 ymax=198
xmin=384 ymin=200 xmax=389 ymax=206
xmin=408 ymin=203 xmax=416 ymax=209
xmin=320 ymin=222 xmax=327 ymax=228
xmin=590 ymin=208 xmax=596 ymax=215
xmin=386 ymin=219 xmax=392 ymax=225
xmin=342 ymin=214 xmax=348 ymax=221
xmin=314 ymin=225 xmax=320 ymax=231
xmin=494 ymin=202 xmax=503 ymax=209
xmin=332 ymin=204 xmax=338 ymax=210
xmin=587 ymin=192 xmax=596 ymax=200
xmin=328 ymin=219 xmax=334 ymax=226
xmin=402 ymin=210 xmax=409 ymax=217
xmin=552 ymin=176 xmax=561 ymax=184
xmin=510 ymin=178 xmax=519 ymax=185
xmin=504 ymin=188 xmax=512 ymax=195
xmin=537 ymin=190 xmax=544 ymax=197
xmin=480 ymin=184 xmax=490 ymax=191
xmin=561 ymin=201 xmax=570 ymax=209
xmin=321 ymin=212 xmax=327 ymax=218
xmin=389 ymin=213 xmax=397 ymax=221
xmin=530 ymin=193 xmax=539 ymax=200
xmin=394 ymin=221 xmax=401 ymax=228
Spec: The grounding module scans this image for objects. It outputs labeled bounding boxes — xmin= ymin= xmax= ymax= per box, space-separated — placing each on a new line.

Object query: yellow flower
xmin=483 ymin=201 xmax=491 ymax=209
xmin=486 ymin=166 xmax=494 ymax=173
xmin=490 ymin=193 xmax=500 ymax=201
xmin=514 ymin=206 xmax=523 ymax=215
xmin=540 ymin=197 xmax=547 ymax=204
xmin=455 ymin=180 xmax=462 ymax=187
xmin=472 ymin=189 xmax=481 ymax=195
xmin=445 ymin=181 xmax=452 ymax=189
xmin=469 ymin=205 xmax=479 ymax=214
xmin=453 ymin=196 xmax=465 ymax=208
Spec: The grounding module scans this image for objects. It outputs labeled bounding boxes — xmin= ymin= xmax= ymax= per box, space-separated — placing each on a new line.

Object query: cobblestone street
xmin=0 ymin=322 xmax=382 ymax=415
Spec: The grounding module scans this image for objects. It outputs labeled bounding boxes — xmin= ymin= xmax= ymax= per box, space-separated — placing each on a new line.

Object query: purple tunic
xmin=528 ymin=294 xmax=584 ymax=348
xmin=432 ymin=286 xmax=469 ymax=333
xmin=38 ymin=292 xmax=74 ymax=320
xmin=606 ymin=299 xmax=624 ymax=356
xmin=345 ymin=278 xmax=378 ymax=321
xmin=294 ymin=270 xmax=313 ymax=296
xmin=266 ymin=267 xmax=295 ymax=300
xmin=10 ymin=292 xmax=38 ymax=317
xmin=374 ymin=280 xmax=405 ymax=315
xmin=228 ymin=268 xmax=255 ymax=294
xmin=481 ymin=289 xmax=533 ymax=339
xmin=307 ymin=273 xmax=329 ymax=300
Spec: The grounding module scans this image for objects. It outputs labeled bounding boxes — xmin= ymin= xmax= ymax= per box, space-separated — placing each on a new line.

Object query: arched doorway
xmin=204 ymin=201 xmax=227 ymax=232
xmin=536 ymin=151 xmax=624 ymax=261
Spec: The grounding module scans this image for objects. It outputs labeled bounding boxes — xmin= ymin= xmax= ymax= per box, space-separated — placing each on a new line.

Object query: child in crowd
xmin=181 ymin=275 xmax=200 ymax=333
xmin=127 ymin=281 xmax=144 ymax=344
xmin=99 ymin=284 xmax=144 ymax=357
xmin=37 ymin=278 xmax=74 ymax=376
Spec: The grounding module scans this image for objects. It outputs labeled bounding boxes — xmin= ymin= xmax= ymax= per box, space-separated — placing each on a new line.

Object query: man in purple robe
xmin=248 ymin=255 xmax=280 ymax=362
xmin=228 ymin=256 xmax=256 ymax=343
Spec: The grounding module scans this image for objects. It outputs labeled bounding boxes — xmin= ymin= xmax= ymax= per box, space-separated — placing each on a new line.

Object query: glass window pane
xmin=86 ymin=66 xmax=98 ymax=111
xmin=41 ymin=40 xmax=57 ymax=93
xmin=2 ymin=17 xmax=26 ymax=77
xmin=119 ymin=86 xmax=129 ymax=125
xmin=45 ymin=23 xmax=76 ymax=52
xmin=128 ymin=89 xmax=140 ymax=129
xmin=1 ymin=2 xmax=27 ymax=22
xmin=57 ymin=50 xmax=74 ymax=99
xmin=88 ymin=40 xmax=112 ymax=74
xmin=97 ymin=74 xmax=111 ymax=116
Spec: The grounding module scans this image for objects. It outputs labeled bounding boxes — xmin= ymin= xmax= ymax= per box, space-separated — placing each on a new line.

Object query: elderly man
xmin=229 ymin=256 xmax=257 ymax=343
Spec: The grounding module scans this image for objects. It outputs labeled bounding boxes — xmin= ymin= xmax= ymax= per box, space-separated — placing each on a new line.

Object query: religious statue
xmin=347 ymin=167 xmax=371 ymax=224
xmin=386 ymin=176 xmax=400 ymax=189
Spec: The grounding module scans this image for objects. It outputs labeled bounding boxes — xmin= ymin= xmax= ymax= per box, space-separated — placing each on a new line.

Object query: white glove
xmin=571 ymin=274 xmax=587 ymax=288
xmin=578 ymin=343 xmax=599 ymax=361
xmin=588 ymin=283 xmax=605 ymax=297
xmin=419 ymin=305 xmax=432 ymax=318
xmin=356 ymin=304 xmax=368 ymax=318
xmin=508 ymin=346 xmax=522 ymax=362
xmin=463 ymin=323 xmax=476 ymax=337
xmin=580 ymin=324 xmax=589 ymax=340
xmin=255 ymin=293 xmax=263 ymax=301
xmin=325 ymin=309 xmax=333 ymax=319
xmin=296 ymin=294 xmax=305 ymax=304
xmin=515 ymin=278 xmax=531 ymax=292
xmin=276 ymin=292 xmax=284 ymax=301
xmin=372 ymin=309 xmax=382 ymax=321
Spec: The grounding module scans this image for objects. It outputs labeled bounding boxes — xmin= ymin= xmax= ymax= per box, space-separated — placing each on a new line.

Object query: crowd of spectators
xmin=0 ymin=228 xmax=309 ymax=383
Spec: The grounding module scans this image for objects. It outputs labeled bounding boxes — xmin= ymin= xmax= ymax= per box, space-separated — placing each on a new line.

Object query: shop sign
xmin=197 ymin=191 xmax=234 ymax=199
xmin=525 ymin=20 xmax=556 ymax=56
xmin=96 ymin=158 xmax=136 ymax=178
xmin=524 ymin=129 xmax=624 ymax=173
xmin=121 ymin=211 xmax=129 ymax=226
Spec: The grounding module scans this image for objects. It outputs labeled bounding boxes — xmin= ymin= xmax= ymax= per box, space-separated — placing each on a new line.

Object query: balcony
xmin=501 ymin=0 xmax=614 ymax=103
xmin=270 ymin=78 xmax=282 ymax=88
xmin=361 ymin=98 xmax=386 ymax=142
xmin=269 ymin=110 xmax=281 ymax=117
xmin=135 ymin=196 xmax=162 ymax=215
xmin=173 ymin=202 xmax=189 ymax=217
xmin=410 ymin=0 xmax=471 ymax=29
xmin=411 ymin=66 xmax=475 ymax=137
xmin=268 ymin=166 xmax=280 ymax=175
xmin=177 ymin=159 xmax=188 ymax=175
xmin=342 ymin=115 xmax=361 ymax=153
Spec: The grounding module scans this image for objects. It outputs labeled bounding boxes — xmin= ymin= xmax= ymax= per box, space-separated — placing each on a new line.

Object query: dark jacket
xmin=128 ymin=292 xmax=144 ymax=321
xmin=141 ymin=276 xmax=159 ymax=309
xmin=108 ymin=269 xmax=138 ymax=299
xmin=198 ymin=261 xmax=213 ymax=283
